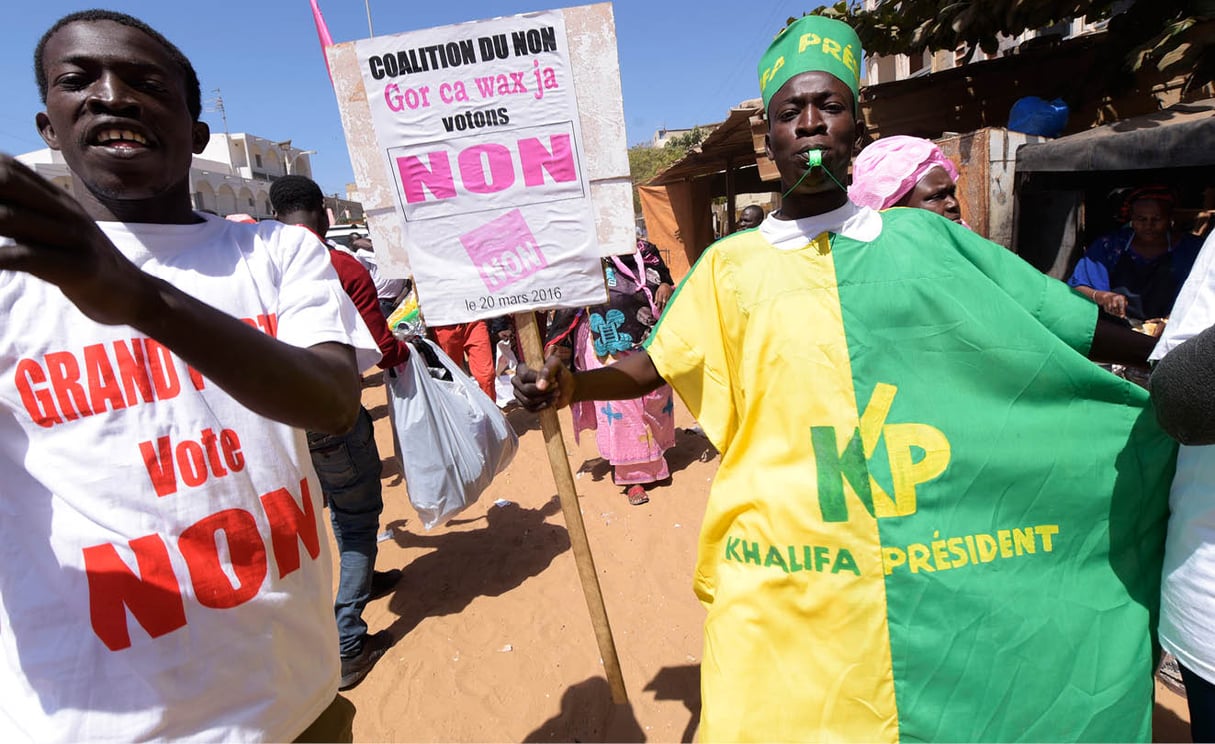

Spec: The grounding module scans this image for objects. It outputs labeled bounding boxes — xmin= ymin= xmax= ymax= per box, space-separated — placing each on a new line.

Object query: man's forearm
xmin=569 ymin=351 xmax=665 ymax=403
xmin=1089 ymin=317 xmax=1155 ymax=368
xmin=131 ymin=273 xmax=361 ymax=434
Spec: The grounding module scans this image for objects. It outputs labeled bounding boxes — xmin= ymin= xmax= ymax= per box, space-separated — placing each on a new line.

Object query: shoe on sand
xmin=339 ymin=631 xmax=393 ymax=690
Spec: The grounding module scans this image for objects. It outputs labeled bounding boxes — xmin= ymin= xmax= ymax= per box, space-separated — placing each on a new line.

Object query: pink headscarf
xmin=849 ymin=136 xmax=960 ymax=210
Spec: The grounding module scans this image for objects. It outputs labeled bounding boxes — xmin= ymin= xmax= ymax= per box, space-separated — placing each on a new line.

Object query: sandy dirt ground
xmin=337 ymin=372 xmax=1193 ymax=743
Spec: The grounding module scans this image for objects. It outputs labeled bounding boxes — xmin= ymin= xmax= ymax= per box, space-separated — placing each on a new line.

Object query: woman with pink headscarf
xmin=849 ymin=135 xmax=964 ymax=224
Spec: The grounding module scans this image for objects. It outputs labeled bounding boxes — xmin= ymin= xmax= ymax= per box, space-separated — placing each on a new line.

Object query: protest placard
xmin=330 ymin=6 xmax=631 ymax=326
xmin=325 ymin=5 xmax=632 ymax=704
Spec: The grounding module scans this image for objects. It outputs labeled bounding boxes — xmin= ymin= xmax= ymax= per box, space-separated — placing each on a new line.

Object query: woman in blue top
xmin=1068 ymin=185 xmax=1203 ymax=321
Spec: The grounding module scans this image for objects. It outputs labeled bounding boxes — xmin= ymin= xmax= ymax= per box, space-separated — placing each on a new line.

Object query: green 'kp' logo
xmin=812 ymin=383 xmax=950 ymax=523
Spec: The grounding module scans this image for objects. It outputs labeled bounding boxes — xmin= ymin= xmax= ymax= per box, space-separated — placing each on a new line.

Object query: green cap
xmin=758 ymin=15 xmax=862 ymax=111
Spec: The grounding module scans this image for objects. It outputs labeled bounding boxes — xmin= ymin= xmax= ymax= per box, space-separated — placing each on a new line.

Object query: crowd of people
xmin=0 ymin=6 xmax=1212 ymax=743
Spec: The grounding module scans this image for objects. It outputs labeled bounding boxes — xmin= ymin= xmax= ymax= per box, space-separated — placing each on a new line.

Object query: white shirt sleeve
xmin=261 ymin=223 xmax=380 ymax=371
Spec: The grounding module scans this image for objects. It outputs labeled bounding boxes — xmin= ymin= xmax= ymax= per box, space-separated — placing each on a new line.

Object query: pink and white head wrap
xmin=848 ymin=136 xmax=960 ymax=210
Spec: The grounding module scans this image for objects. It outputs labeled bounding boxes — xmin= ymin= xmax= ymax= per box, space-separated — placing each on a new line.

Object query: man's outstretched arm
xmin=1089 ymin=317 xmax=1156 ymax=368
xmin=0 ymin=155 xmax=360 ymax=434
xmin=513 ymin=350 xmax=665 ymax=411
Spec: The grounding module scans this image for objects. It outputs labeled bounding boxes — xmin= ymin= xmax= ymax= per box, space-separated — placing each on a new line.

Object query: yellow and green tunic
xmin=645 ymin=206 xmax=1175 ymax=742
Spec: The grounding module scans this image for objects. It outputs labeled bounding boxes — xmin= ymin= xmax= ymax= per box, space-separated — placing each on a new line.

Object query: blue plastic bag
xmin=1009 ymin=96 xmax=1069 ymax=137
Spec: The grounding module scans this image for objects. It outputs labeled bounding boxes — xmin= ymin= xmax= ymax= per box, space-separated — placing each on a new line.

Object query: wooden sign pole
xmin=514 ymin=310 xmax=628 ymax=704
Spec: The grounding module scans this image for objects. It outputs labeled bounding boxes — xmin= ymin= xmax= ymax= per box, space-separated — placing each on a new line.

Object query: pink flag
xmin=310 ymin=0 xmax=334 ymax=81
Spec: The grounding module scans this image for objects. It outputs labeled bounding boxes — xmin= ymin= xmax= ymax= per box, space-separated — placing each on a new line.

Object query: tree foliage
xmin=665 ymin=125 xmax=709 ymax=150
xmin=814 ymin=0 xmax=1215 ymax=95
xmin=627 ymin=126 xmax=710 ymax=214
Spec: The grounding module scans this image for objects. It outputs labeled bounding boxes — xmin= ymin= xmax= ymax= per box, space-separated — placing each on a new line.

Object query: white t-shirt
xmin=0 ymin=214 xmax=378 ymax=741
xmin=1149 ymin=230 xmax=1215 ymax=684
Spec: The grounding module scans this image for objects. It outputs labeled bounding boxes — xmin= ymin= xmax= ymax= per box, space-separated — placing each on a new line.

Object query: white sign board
xmin=352 ymin=9 xmax=611 ymax=324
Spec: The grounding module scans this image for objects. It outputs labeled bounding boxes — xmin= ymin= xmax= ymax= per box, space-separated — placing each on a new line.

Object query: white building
xmin=193 ymin=132 xmax=316 ymax=217
xmin=18 ymin=132 xmax=361 ymax=223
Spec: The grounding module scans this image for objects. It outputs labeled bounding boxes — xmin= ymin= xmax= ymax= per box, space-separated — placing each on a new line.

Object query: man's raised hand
xmin=0 ymin=154 xmax=149 ymax=326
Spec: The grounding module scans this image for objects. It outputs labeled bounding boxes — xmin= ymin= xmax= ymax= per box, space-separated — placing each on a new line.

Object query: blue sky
xmin=1 ymin=0 xmax=808 ymax=196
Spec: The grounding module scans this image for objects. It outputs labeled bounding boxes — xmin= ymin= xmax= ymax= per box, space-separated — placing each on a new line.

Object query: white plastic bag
xmin=386 ymin=339 xmax=519 ymax=529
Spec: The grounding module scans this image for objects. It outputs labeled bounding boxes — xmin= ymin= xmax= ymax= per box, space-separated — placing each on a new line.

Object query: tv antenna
xmin=205 ymin=88 xmax=231 ymax=137
xmin=204 ymin=88 xmax=233 ymax=174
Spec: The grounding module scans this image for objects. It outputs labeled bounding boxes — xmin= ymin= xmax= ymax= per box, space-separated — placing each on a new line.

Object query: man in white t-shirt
xmin=1148 ymin=229 xmax=1215 ymax=742
xmin=0 ymin=10 xmax=377 ymax=741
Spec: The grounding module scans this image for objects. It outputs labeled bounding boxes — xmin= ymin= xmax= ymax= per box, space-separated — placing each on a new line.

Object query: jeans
xmin=308 ymin=406 xmax=383 ymax=659
xmin=1180 ymin=663 xmax=1215 ymax=743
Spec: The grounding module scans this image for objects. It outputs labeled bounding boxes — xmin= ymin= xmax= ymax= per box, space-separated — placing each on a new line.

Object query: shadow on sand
xmin=377 ymin=498 xmax=568 ymax=640
xmin=523 ymin=676 xmax=645 ymax=743
xmin=645 ymin=664 xmax=701 ymax=743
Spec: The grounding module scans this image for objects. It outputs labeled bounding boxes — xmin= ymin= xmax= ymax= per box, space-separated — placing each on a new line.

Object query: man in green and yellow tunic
xmin=516 ymin=15 xmax=1173 ymax=742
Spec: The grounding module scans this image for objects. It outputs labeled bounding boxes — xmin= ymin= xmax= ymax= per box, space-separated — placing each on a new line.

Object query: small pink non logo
xmin=460 ymin=209 xmax=548 ymax=292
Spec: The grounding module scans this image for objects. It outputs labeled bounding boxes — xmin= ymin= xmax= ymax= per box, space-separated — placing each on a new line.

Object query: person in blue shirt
xmin=1068 ymin=185 xmax=1203 ymax=321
